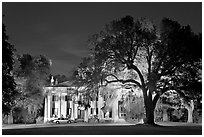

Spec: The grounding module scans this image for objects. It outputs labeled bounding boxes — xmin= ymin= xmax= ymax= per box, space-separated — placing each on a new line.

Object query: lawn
xmin=2 ymin=122 xmax=202 ymax=135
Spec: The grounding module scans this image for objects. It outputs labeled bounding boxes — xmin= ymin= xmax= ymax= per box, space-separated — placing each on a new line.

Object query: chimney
xmin=51 ymin=76 xmax=54 ymax=86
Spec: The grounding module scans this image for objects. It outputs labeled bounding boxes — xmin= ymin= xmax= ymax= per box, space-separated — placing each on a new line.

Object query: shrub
xmin=36 ymin=116 xmax=44 ymax=124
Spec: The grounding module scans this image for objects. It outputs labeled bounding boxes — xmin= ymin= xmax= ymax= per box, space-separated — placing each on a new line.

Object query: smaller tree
xmin=13 ymin=54 xmax=51 ymax=123
xmin=71 ymin=57 xmax=104 ymax=101
xmin=2 ymin=23 xmax=19 ymax=117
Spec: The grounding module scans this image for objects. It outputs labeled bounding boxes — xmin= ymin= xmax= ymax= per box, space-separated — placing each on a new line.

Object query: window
xmin=109 ymin=111 xmax=112 ymax=118
xmin=52 ymin=95 xmax=55 ymax=101
xmin=52 ymin=95 xmax=58 ymax=101
xmin=52 ymin=102 xmax=55 ymax=108
xmin=96 ymin=108 xmax=98 ymax=114
xmin=91 ymin=108 xmax=94 ymax=114
xmin=65 ymin=95 xmax=72 ymax=101
xmin=118 ymin=101 xmax=123 ymax=105
xmin=52 ymin=108 xmax=55 ymax=115
xmin=67 ymin=101 xmax=70 ymax=108
xmin=52 ymin=108 xmax=58 ymax=116
xmin=120 ymin=106 xmax=125 ymax=113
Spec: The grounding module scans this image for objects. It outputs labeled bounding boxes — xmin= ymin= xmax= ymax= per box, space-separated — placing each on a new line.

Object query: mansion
xmin=43 ymin=77 xmax=144 ymax=123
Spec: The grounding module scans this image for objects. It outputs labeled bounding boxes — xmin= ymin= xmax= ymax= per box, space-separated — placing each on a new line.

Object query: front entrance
xmin=78 ymin=109 xmax=85 ymax=119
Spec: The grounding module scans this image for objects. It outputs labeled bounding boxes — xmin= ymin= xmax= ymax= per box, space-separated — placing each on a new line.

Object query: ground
xmin=2 ymin=122 xmax=202 ymax=135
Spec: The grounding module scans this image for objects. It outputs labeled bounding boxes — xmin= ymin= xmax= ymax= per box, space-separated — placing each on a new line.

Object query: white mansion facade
xmin=43 ymin=77 xmax=144 ymax=123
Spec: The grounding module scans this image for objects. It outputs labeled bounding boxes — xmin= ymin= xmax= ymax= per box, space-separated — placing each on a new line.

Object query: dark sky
xmin=2 ymin=2 xmax=202 ymax=77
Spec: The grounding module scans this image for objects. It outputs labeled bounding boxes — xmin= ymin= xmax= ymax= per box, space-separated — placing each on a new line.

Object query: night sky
xmin=2 ymin=2 xmax=202 ymax=77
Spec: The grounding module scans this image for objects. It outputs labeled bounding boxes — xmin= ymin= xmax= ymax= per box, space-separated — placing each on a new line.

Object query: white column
xmin=61 ymin=96 xmax=66 ymax=118
xmin=112 ymin=99 xmax=119 ymax=122
xmin=74 ymin=104 xmax=78 ymax=119
xmin=70 ymin=101 xmax=74 ymax=120
xmin=58 ymin=94 xmax=61 ymax=118
xmin=61 ymin=95 xmax=64 ymax=118
xmin=93 ymin=101 xmax=97 ymax=115
xmin=98 ymin=96 xmax=104 ymax=120
xmin=47 ymin=95 xmax=51 ymax=120
xmin=44 ymin=96 xmax=48 ymax=123
xmin=84 ymin=109 xmax=88 ymax=122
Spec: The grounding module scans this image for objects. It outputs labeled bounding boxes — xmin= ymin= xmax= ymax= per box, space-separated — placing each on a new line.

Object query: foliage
xmin=35 ymin=116 xmax=44 ymax=124
xmin=71 ymin=57 xmax=104 ymax=101
xmin=160 ymin=90 xmax=184 ymax=107
xmin=12 ymin=106 xmax=37 ymax=124
xmin=2 ymin=23 xmax=19 ymax=115
xmin=53 ymin=74 xmax=69 ymax=83
xmin=13 ymin=54 xmax=51 ymax=122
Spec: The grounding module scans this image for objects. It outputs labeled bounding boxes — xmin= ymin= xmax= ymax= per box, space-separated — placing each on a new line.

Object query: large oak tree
xmin=85 ymin=16 xmax=201 ymax=125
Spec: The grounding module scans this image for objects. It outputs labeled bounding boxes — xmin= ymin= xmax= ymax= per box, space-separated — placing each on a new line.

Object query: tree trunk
xmin=186 ymin=100 xmax=194 ymax=123
xmin=162 ymin=107 xmax=168 ymax=122
xmin=143 ymin=90 xmax=155 ymax=125
xmin=145 ymin=103 xmax=155 ymax=124
xmin=8 ymin=112 xmax=13 ymax=124
xmin=187 ymin=108 xmax=193 ymax=123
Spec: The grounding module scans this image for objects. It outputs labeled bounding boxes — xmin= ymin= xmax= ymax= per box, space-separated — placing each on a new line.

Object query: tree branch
xmin=129 ymin=64 xmax=145 ymax=88
xmin=133 ymin=45 xmax=139 ymax=60
xmin=161 ymin=104 xmax=180 ymax=110
xmin=105 ymin=74 xmax=142 ymax=88
xmin=146 ymin=46 xmax=153 ymax=75
xmin=152 ymin=93 xmax=161 ymax=109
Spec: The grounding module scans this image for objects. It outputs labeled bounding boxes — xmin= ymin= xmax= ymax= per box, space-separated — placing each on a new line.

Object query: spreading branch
xmin=129 ymin=64 xmax=145 ymax=88
xmin=105 ymin=73 xmax=142 ymax=88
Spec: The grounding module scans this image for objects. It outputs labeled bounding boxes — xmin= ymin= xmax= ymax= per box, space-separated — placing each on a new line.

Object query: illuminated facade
xmin=43 ymin=81 xmax=130 ymax=123
xmin=43 ymin=75 xmax=144 ymax=123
